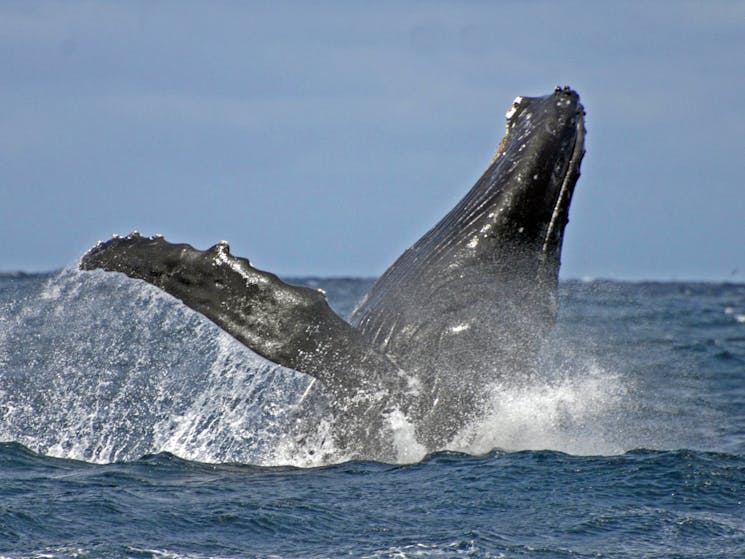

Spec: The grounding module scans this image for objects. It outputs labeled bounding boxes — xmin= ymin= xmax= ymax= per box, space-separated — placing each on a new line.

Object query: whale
xmin=80 ymin=86 xmax=586 ymax=460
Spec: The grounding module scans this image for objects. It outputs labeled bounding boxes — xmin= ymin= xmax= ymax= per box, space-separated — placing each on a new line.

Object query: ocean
xmin=1 ymin=270 xmax=744 ymax=558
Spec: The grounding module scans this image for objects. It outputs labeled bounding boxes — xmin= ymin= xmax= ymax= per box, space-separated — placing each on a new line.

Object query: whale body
xmin=81 ymin=87 xmax=586 ymax=460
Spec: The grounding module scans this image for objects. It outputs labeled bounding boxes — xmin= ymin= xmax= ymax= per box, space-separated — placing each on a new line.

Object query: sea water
xmin=1 ymin=271 xmax=744 ymax=558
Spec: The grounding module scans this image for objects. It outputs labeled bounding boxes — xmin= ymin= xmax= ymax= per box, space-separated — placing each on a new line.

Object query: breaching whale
xmin=81 ymin=86 xmax=586 ymax=460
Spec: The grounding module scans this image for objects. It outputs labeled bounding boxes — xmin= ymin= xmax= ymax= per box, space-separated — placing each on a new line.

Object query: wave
xmin=3 ymin=440 xmax=744 ymax=472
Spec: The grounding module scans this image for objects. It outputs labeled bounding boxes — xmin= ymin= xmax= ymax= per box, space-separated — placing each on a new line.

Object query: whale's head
xmin=351 ymin=87 xmax=586 ymax=401
xmin=469 ymin=86 xmax=586 ymax=268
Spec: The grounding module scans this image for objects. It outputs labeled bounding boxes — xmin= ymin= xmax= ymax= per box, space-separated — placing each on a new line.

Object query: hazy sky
xmin=2 ymin=1 xmax=744 ymax=280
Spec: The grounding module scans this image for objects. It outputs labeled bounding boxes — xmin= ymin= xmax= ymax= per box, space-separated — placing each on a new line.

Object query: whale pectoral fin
xmin=80 ymin=234 xmax=396 ymax=398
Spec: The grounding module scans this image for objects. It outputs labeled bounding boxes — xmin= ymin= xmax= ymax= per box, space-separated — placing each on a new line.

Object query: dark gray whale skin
xmin=81 ymin=86 xmax=586 ymax=459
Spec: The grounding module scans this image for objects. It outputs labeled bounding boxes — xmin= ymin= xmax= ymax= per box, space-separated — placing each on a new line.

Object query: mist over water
xmin=2 ymin=269 xmax=736 ymax=466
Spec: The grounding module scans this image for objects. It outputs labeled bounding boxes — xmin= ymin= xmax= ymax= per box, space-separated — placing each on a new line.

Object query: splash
xmin=0 ymin=269 xmax=330 ymax=464
xmin=449 ymin=365 xmax=632 ymax=456
xmin=0 ymin=269 xmax=650 ymax=466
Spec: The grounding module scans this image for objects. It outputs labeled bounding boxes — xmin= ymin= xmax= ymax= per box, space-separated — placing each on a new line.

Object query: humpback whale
xmin=80 ymin=86 xmax=586 ymax=460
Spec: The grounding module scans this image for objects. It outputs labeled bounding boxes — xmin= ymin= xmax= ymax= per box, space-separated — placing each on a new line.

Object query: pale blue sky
xmin=2 ymin=1 xmax=744 ymax=280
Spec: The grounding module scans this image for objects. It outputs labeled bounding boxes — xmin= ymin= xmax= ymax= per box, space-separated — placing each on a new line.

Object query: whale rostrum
xmin=81 ymin=87 xmax=586 ymax=459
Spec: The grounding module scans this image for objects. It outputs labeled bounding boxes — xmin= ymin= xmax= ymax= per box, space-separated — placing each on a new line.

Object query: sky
xmin=1 ymin=1 xmax=744 ymax=281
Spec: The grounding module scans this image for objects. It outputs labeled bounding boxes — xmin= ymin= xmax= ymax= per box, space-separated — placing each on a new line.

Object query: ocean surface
xmin=1 ymin=270 xmax=744 ymax=558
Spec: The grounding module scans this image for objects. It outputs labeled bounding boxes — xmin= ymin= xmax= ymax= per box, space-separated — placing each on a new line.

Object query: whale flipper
xmin=80 ymin=235 xmax=400 ymax=400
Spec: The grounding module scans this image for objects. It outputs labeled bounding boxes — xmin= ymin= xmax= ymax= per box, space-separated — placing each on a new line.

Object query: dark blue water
xmin=1 ymin=272 xmax=745 ymax=558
